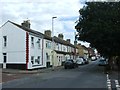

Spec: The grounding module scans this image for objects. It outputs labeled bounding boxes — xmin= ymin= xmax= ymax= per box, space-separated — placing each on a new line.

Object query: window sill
xmin=32 ymin=64 xmax=42 ymax=67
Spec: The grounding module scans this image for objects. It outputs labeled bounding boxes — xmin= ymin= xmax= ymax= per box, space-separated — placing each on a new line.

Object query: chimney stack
xmin=44 ymin=30 xmax=51 ymax=37
xmin=78 ymin=43 xmax=81 ymax=46
xmin=66 ymin=39 xmax=71 ymax=43
xmin=21 ymin=20 xmax=30 ymax=28
xmin=74 ymin=41 xmax=77 ymax=46
xmin=58 ymin=33 xmax=64 ymax=40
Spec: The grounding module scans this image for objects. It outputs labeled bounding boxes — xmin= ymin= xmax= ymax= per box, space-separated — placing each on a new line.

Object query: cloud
xmin=1 ymin=0 xmax=85 ymax=44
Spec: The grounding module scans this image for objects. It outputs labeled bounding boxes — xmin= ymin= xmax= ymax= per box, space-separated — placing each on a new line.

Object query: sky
xmin=0 ymin=0 xmax=92 ymax=47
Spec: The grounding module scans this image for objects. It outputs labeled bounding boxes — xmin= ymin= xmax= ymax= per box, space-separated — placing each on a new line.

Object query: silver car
xmin=76 ymin=58 xmax=85 ymax=65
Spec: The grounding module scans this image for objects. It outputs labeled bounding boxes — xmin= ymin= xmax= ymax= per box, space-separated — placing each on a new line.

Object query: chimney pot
xmin=21 ymin=20 xmax=30 ymax=28
xmin=58 ymin=34 xmax=64 ymax=39
xmin=74 ymin=41 xmax=77 ymax=46
xmin=44 ymin=30 xmax=51 ymax=37
xmin=66 ymin=39 xmax=71 ymax=43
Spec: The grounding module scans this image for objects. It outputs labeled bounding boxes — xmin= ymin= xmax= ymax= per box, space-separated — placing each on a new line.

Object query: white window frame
xmin=46 ymin=41 xmax=51 ymax=49
xmin=31 ymin=56 xmax=34 ymax=64
xmin=31 ymin=37 xmax=34 ymax=48
xmin=37 ymin=56 xmax=40 ymax=64
xmin=3 ymin=36 xmax=7 ymax=47
xmin=37 ymin=38 xmax=41 ymax=49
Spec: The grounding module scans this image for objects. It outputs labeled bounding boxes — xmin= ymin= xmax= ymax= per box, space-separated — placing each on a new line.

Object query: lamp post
xmin=52 ymin=16 xmax=57 ymax=70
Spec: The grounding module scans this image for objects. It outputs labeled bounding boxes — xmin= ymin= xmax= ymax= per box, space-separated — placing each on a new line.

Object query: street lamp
xmin=52 ymin=16 xmax=57 ymax=70
xmin=52 ymin=17 xmax=57 ymax=39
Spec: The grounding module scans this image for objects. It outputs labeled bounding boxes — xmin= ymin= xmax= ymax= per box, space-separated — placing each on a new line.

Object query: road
xmin=2 ymin=60 xmax=119 ymax=89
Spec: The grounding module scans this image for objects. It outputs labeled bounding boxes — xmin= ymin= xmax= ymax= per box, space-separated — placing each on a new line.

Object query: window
xmin=46 ymin=43 xmax=47 ymax=48
xmin=46 ymin=53 xmax=50 ymax=61
xmin=63 ymin=46 xmax=66 ymax=51
xmin=57 ymin=44 xmax=59 ymax=50
xmin=37 ymin=56 xmax=40 ymax=64
xmin=37 ymin=39 xmax=41 ymax=49
xmin=3 ymin=53 xmax=7 ymax=63
xmin=3 ymin=36 xmax=7 ymax=47
xmin=31 ymin=37 xmax=34 ymax=48
xmin=35 ymin=56 xmax=40 ymax=64
xmin=31 ymin=56 xmax=34 ymax=64
xmin=59 ymin=56 xmax=61 ymax=61
xmin=48 ymin=42 xmax=51 ymax=48
xmin=46 ymin=41 xmax=51 ymax=49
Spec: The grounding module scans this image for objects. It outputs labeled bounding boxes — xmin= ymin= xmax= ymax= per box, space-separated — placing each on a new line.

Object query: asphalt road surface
xmin=2 ymin=60 xmax=119 ymax=89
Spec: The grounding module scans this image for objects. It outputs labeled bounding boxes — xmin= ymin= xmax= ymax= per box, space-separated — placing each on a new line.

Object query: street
xmin=2 ymin=60 xmax=120 ymax=89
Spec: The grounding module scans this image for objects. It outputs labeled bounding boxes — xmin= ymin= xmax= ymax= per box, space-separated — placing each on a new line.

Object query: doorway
xmin=3 ymin=53 xmax=7 ymax=69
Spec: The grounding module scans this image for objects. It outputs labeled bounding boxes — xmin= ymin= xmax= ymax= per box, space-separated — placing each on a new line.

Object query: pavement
xmin=1 ymin=66 xmax=64 ymax=83
xmin=2 ymin=66 xmax=64 ymax=74
xmin=1 ymin=65 xmax=120 ymax=84
xmin=1 ymin=61 xmax=120 ymax=89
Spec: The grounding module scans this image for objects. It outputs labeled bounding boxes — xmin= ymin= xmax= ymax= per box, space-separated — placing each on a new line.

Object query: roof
xmin=43 ymin=33 xmax=77 ymax=48
xmin=55 ymin=50 xmax=72 ymax=55
xmin=54 ymin=36 xmax=77 ymax=48
xmin=44 ymin=34 xmax=52 ymax=41
xmin=8 ymin=20 xmax=44 ymax=37
xmin=3 ymin=20 xmax=77 ymax=48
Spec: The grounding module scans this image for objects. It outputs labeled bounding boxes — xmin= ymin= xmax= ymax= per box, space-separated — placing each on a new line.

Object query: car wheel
xmin=64 ymin=66 xmax=67 ymax=69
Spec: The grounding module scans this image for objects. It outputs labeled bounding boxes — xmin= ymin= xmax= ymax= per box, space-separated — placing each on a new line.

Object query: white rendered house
xmin=0 ymin=20 xmax=46 ymax=70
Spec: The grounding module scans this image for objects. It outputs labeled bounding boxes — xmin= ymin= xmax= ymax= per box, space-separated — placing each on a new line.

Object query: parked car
xmin=98 ymin=59 xmax=108 ymax=66
xmin=76 ymin=58 xmax=85 ymax=65
xmin=64 ymin=59 xmax=78 ymax=69
xmin=83 ymin=58 xmax=89 ymax=64
xmin=91 ymin=56 xmax=97 ymax=61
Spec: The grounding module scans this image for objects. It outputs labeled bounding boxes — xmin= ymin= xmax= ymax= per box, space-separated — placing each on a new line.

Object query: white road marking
xmin=107 ymin=82 xmax=111 ymax=84
xmin=115 ymin=80 xmax=120 ymax=90
xmin=107 ymin=74 xmax=112 ymax=90
xmin=107 ymin=74 xmax=120 ymax=90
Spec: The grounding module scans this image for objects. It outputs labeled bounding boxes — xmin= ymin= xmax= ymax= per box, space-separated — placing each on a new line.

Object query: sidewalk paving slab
xmin=1 ymin=66 xmax=64 ymax=83
xmin=2 ymin=66 xmax=64 ymax=74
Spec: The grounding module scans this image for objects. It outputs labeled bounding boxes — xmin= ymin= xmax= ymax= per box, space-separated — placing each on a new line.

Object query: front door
xmin=3 ymin=53 xmax=7 ymax=69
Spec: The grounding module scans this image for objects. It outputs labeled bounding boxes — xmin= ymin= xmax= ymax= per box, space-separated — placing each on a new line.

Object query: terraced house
xmin=0 ymin=20 xmax=78 ymax=70
xmin=44 ymin=30 xmax=78 ymax=68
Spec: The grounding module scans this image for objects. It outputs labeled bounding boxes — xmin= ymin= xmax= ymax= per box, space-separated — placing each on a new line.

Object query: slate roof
xmin=8 ymin=20 xmax=44 ymax=37
xmin=6 ymin=20 xmax=77 ymax=48
xmin=54 ymin=36 xmax=76 ymax=48
xmin=55 ymin=50 xmax=73 ymax=55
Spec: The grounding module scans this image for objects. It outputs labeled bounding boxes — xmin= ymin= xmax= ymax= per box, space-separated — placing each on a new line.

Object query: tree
xmin=75 ymin=2 xmax=120 ymax=60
